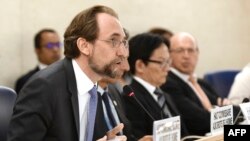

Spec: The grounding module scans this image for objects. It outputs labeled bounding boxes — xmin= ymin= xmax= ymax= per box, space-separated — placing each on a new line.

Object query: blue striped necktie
xmin=86 ymin=85 xmax=97 ymax=141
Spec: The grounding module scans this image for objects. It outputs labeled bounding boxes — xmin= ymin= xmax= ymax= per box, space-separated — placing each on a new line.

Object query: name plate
xmin=211 ymin=105 xmax=233 ymax=134
xmin=153 ymin=116 xmax=180 ymax=141
xmin=239 ymin=102 xmax=250 ymax=124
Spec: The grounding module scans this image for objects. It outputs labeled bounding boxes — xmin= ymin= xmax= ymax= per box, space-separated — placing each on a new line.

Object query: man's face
xmin=89 ymin=13 xmax=128 ymax=79
xmin=36 ymin=32 xmax=61 ymax=65
xmin=101 ymin=58 xmax=130 ymax=84
xmin=141 ymin=43 xmax=170 ymax=87
xmin=170 ymin=34 xmax=198 ymax=75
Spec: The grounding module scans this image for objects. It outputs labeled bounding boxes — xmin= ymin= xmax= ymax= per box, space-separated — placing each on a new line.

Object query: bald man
xmin=160 ymin=32 xmax=234 ymax=136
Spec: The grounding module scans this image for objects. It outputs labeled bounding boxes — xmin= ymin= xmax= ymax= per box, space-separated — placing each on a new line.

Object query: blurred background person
xmin=228 ymin=63 xmax=250 ymax=104
xmin=96 ymin=48 xmax=153 ymax=141
xmin=15 ymin=28 xmax=61 ymax=94
xmin=160 ymin=32 xmax=235 ymax=136
xmin=110 ymin=28 xmax=133 ymax=94
xmin=123 ymin=33 xmax=189 ymax=139
xmin=148 ymin=27 xmax=173 ymax=47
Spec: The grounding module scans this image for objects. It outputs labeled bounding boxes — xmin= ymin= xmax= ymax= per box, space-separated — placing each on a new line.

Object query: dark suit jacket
xmin=160 ymin=71 xmax=219 ymax=136
xmin=108 ymin=84 xmax=137 ymax=141
xmin=93 ymin=93 xmax=109 ymax=140
xmin=123 ymin=79 xmax=189 ymax=139
xmin=15 ymin=66 xmax=40 ymax=94
xmin=93 ymin=84 xmax=137 ymax=141
xmin=7 ymin=58 xmax=92 ymax=141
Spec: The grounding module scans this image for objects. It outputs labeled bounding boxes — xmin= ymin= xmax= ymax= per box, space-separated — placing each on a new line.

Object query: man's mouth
xmin=116 ymin=61 xmax=121 ymax=65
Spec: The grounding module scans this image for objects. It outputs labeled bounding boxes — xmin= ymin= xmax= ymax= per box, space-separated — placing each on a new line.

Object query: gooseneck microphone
xmin=233 ymin=97 xmax=250 ymax=125
xmin=123 ymin=85 xmax=155 ymax=121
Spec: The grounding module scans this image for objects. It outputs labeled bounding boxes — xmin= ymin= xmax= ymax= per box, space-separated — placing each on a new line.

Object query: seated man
xmin=96 ymin=47 xmax=152 ymax=141
xmin=15 ymin=28 xmax=61 ymax=94
xmin=123 ymin=33 xmax=189 ymax=139
xmin=160 ymin=32 xmax=235 ymax=135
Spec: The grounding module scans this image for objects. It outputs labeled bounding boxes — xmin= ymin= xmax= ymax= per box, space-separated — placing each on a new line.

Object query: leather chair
xmin=203 ymin=70 xmax=240 ymax=98
xmin=0 ymin=86 xmax=17 ymax=141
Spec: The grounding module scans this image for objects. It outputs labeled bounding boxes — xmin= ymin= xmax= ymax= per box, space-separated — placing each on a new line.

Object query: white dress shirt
xmin=229 ymin=63 xmax=250 ymax=104
xmin=38 ymin=62 xmax=48 ymax=70
xmin=133 ymin=76 xmax=158 ymax=102
xmin=72 ymin=59 xmax=95 ymax=141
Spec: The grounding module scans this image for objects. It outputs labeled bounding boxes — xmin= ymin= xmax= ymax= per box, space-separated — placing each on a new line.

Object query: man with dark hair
xmin=123 ymin=33 xmax=189 ymax=139
xmin=96 ymin=49 xmax=153 ymax=141
xmin=15 ymin=28 xmax=61 ymax=94
xmin=8 ymin=5 xmax=128 ymax=141
xmin=148 ymin=27 xmax=173 ymax=47
xmin=148 ymin=27 xmax=173 ymax=40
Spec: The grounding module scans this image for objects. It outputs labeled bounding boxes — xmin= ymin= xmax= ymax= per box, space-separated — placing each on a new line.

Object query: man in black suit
xmin=123 ymin=33 xmax=189 ymax=139
xmin=160 ymin=32 xmax=233 ymax=135
xmin=15 ymin=28 xmax=61 ymax=94
xmin=7 ymin=5 xmax=128 ymax=141
xmin=96 ymin=55 xmax=153 ymax=141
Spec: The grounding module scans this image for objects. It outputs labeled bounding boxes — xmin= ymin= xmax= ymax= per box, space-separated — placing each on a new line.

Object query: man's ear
xmin=76 ymin=37 xmax=91 ymax=56
xmin=135 ymin=59 xmax=146 ymax=74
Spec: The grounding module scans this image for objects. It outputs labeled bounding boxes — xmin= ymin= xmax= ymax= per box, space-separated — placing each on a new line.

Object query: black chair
xmin=0 ymin=86 xmax=17 ymax=141
xmin=203 ymin=70 xmax=240 ymax=98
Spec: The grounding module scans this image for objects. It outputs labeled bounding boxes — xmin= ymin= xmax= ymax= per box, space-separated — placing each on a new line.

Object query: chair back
xmin=0 ymin=86 xmax=17 ymax=141
xmin=203 ymin=70 xmax=240 ymax=98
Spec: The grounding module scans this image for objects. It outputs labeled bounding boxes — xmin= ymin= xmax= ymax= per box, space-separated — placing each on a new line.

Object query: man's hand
xmin=97 ymin=123 xmax=127 ymax=141
xmin=97 ymin=136 xmax=107 ymax=141
xmin=106 ymin=123 xmax=126 ymax=141
xmin=217 ymin=97 xmax=231 ymax=106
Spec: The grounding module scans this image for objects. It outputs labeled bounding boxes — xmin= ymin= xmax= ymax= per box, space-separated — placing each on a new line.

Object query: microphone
xmin=123 ymin=85 xmax=155 ymax=121
xmin=233 ymin=98 xmax=249 ymax=125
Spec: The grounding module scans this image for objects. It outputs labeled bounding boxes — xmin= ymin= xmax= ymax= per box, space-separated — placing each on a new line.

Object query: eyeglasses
xmin=44 ymin=42 xmax=62 ymax=49
xmin=145 ymin=59 xmax=172 ymax=68
xmin=97 ymin=39 xmax=129 ymax=49
xmin=170 ymin=48 xmax=198 ymax=54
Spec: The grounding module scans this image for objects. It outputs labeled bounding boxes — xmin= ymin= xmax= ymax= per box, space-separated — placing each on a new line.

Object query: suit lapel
xmin=131 ymin=79 xmax=164 ymax=119
xmin=63 ymin=58 xmax=80 ymax=138
xmin=107 ymin=85 xmax=133 ymax=136
xmin=163 ymin=92 xmax=179 ymax=116
xmin=169 ymin=71 xmax=203 ymax=107
xmin=107 ymin=86 xmax=124 ymax=120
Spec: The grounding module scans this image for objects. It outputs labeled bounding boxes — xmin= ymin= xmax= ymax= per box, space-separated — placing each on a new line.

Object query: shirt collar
xmin=38 ymin=62 xmax=48 ymax=70
xmin=72 ymin=59 xmax=95 ymax=95
xmin=133 ymin=76 xmax=156 ymax=95
xmin=97 ymin=85 xmax=106 ymax=96
xmin=170 ymin=67 xmax=197 ymax=82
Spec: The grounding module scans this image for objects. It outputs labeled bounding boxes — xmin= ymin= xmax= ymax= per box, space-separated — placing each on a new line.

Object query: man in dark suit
xmin=96 ymin=55 xmax=153 ymax=141
xmin=7 ymin=5 xmax=128 ymax=141
xmin=123 ymin=33 xmax=189 ymax=139
xmin=160 ymin=32 xmax=234 ymax=136
xmin=15 ymin=28 xmax=61 ymax=94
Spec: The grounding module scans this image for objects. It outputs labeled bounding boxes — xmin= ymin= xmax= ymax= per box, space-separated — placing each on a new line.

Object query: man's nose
xmin=121 ymin=59 xmax=130 ymax=72
xmin=116 ymin=44 xmax=128 ymax=57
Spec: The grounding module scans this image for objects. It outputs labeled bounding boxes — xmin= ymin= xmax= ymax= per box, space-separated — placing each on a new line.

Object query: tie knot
xmin=154 ymin=88 xmax=163 ymax=96
xmin=88 ymin=85 xmax=97 ymax=96
xmin=102 ymin=91 xmax=109 ymax=99
xmin=189 ymin=76 xmax=196 ymax=84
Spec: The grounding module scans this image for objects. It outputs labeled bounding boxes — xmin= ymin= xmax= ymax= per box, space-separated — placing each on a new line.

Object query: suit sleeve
xmin=199 ymin=79 xmax=219 ymax=105
xmin=161 ymin=79 xmax=210 ymax=136
xmin=123 ymin=95 xmax=153 ymax=139
xmin=8 ymin=77 xmax=55 ymax=141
